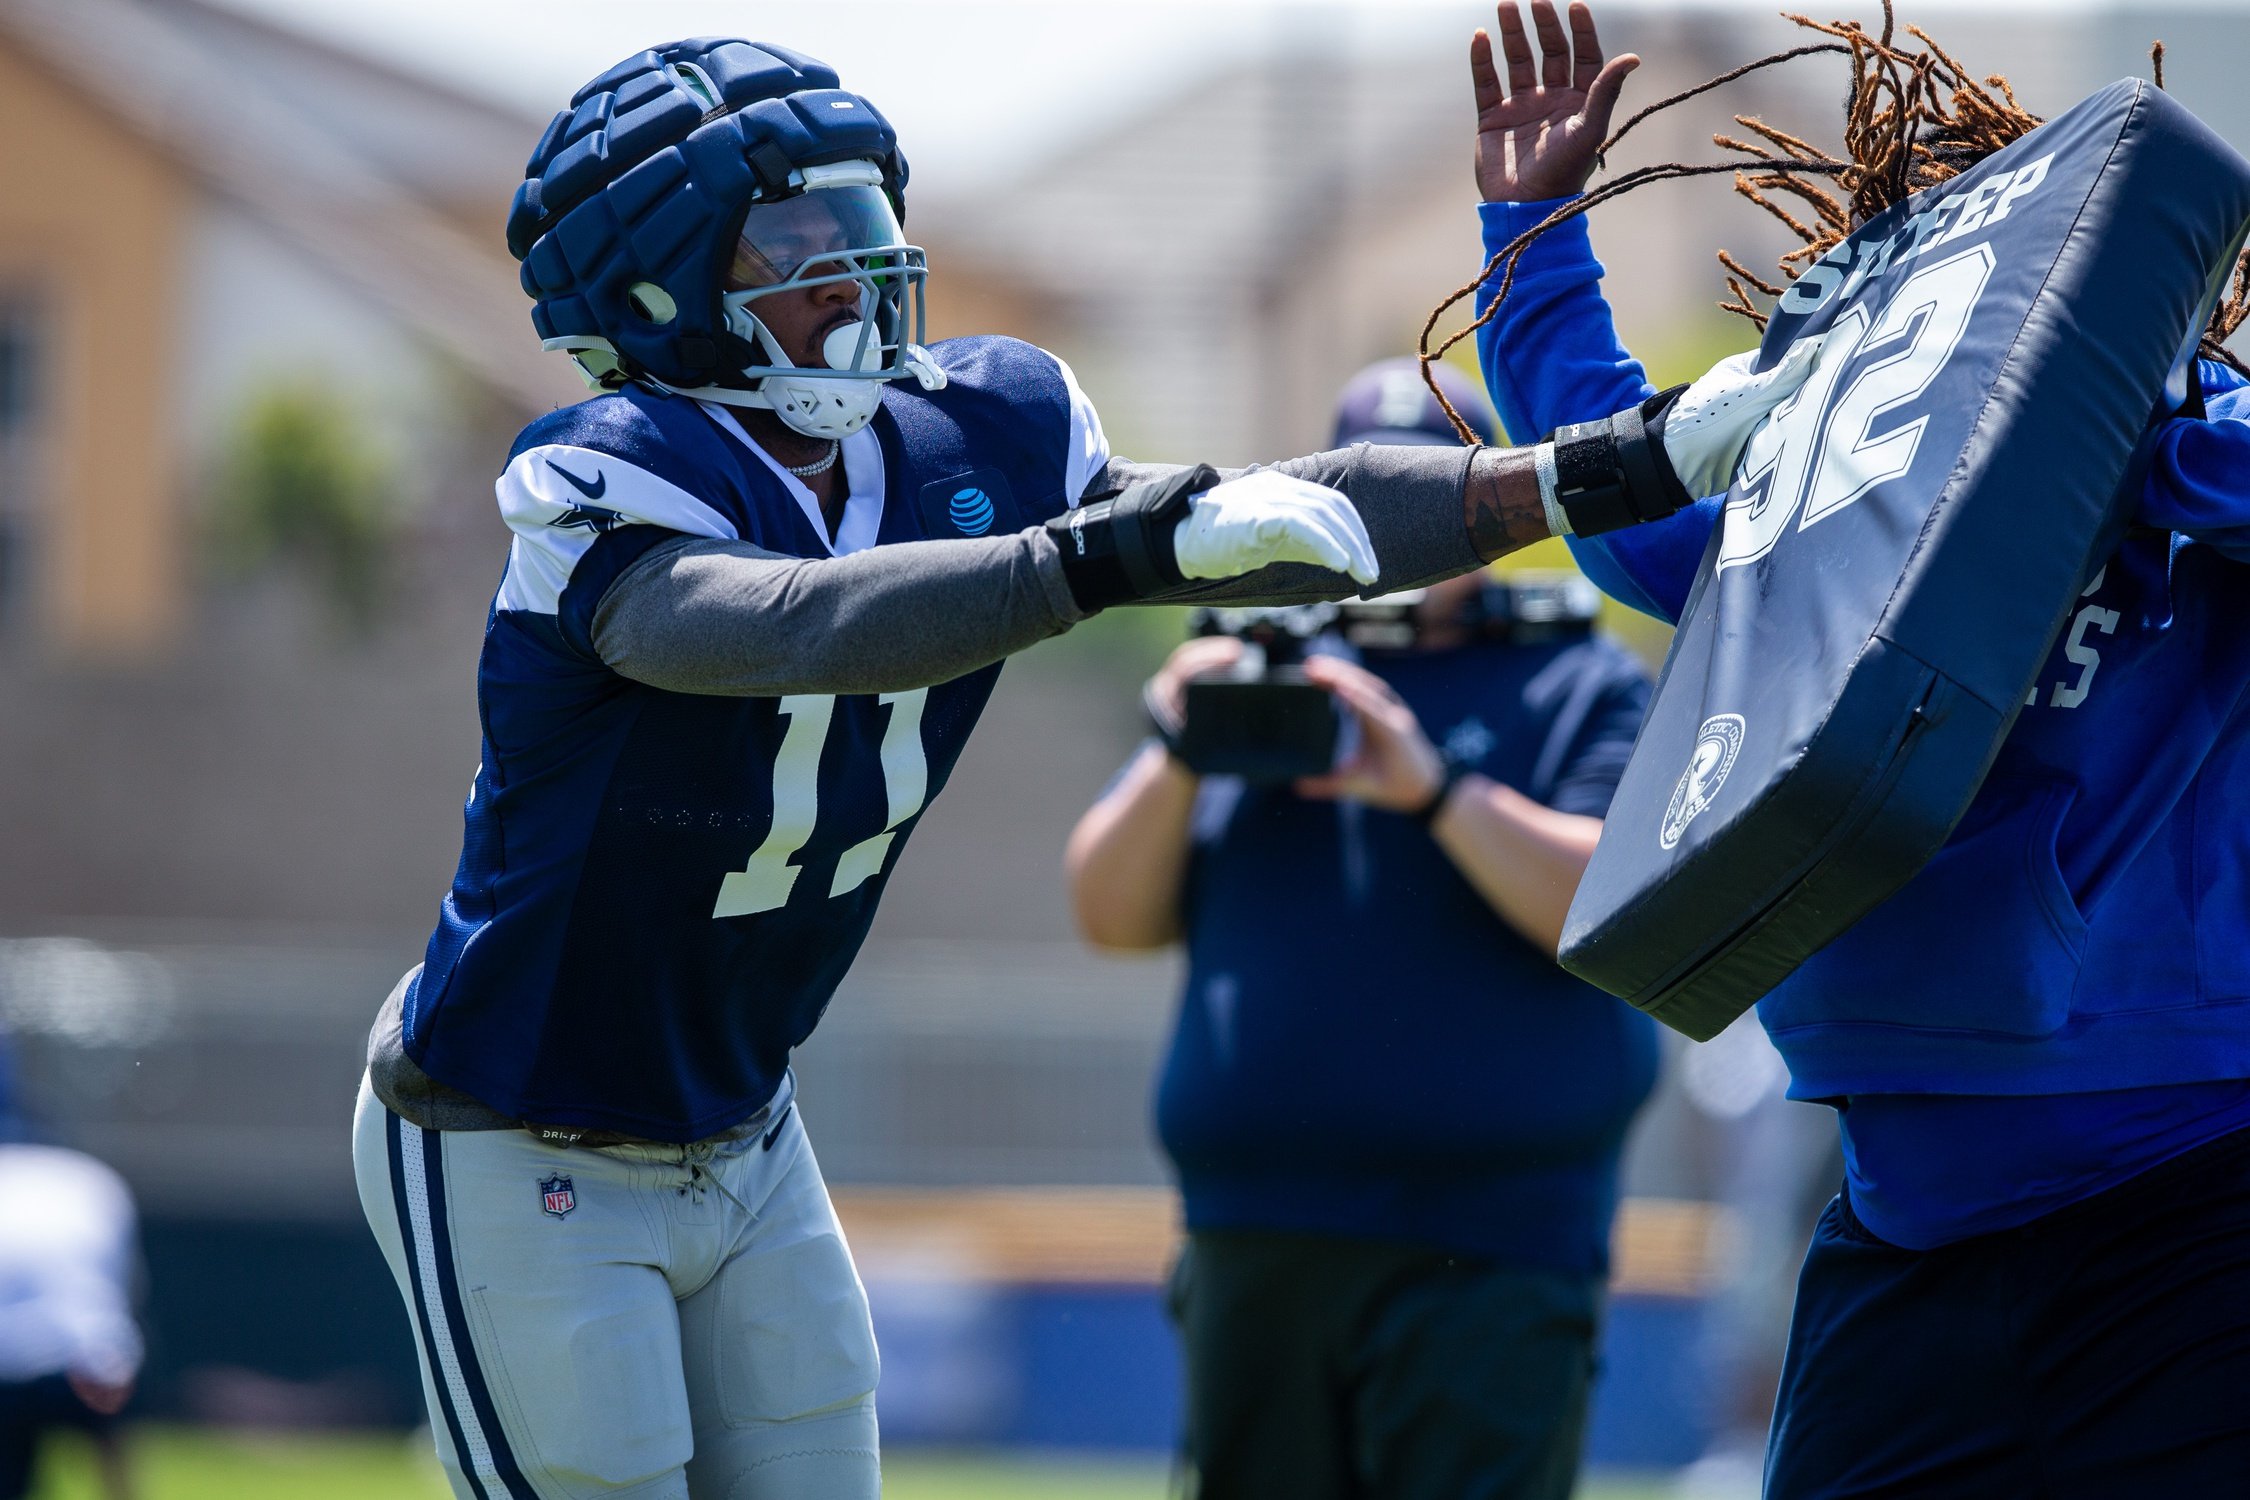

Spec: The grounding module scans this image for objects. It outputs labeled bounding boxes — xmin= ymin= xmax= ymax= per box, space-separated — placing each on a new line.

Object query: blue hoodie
xmin=1478 ymin=200 xmax=2250 ymax=1247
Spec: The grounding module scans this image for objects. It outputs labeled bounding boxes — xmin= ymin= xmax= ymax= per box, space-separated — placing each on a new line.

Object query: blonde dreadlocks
xmin=1420 ymin=2 xmax=2250 ymax=443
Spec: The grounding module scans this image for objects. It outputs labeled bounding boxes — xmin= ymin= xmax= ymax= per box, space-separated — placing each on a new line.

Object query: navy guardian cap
xmin=507 ymin=39 xmax=942 ymax=434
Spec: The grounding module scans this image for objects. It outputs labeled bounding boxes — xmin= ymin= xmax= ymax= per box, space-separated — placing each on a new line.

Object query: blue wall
xmin=870 ymin=1278 xmax=1714 ymax=1465
xmin=132 ymin=1218 xmax=1716 ymax=1466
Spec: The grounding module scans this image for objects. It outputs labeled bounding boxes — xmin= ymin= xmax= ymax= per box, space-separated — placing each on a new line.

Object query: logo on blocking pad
xmin=539 ymin=1174 xmax=576 ymax=1219
xmin=1661 ymin=714 xmax=1745 ymax=851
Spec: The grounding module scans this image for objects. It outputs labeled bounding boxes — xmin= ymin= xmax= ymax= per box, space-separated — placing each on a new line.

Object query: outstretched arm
xmin=1095 ymin=440 xmax=1555 ymax=603
xmin=591 ymin=527 xmax=1085 ymax=697
xmin=1468 ymin=0 xmax=1742 ymax=622
xmin=593 ymin=440 xmax=1558 ymax=696
xmin=591 ymin=357 xmax=1802 ymax=696
xmin=1470 ymin=0 xmax=1654 ymax=442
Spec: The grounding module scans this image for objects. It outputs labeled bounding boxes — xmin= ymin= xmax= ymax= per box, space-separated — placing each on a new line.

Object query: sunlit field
xmin=29 ymin=1427 xmax=1674 ymax=1499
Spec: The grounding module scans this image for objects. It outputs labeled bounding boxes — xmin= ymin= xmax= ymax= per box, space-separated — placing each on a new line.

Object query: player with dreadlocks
xmin=1446 ymin=3 xmax=2250 ymax=1493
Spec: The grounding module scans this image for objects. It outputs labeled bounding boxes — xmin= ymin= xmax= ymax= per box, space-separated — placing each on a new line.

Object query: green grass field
xmin=29 ymin=1428 xmax=1675 ymax=1499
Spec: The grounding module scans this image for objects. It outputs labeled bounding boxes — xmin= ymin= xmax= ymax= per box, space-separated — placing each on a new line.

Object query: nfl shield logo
xmin=539 ymin=1174 xmax=576 ymax=1219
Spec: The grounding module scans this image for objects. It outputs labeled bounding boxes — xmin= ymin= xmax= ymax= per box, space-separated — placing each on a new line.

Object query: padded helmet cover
xmin=506 ymin=38 xmax=909 ymax=391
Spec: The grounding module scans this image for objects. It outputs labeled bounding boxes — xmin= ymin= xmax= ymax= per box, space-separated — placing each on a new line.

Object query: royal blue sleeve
xmin=1474 ymin=199 xmax=1723 ymax=624
xmin=2140 ymin=361 xmax=2250 ymax=564
xmin=1474 ymin=201 xmax=1657 ymax=441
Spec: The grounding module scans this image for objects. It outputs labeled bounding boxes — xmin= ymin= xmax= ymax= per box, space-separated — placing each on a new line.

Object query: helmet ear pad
xmin=709 ymin=317 xmax=767 ymax=382
xmin=511 ymin=38 xmax=906 ymax=393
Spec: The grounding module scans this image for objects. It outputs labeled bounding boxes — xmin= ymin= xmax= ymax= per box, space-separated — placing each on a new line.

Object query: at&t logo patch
xmin=539 ymin=1174 xmax=576 ymax=1219
xmin=918 ymin=468 xmax=1015 ymax=540
xmin=948 ymin=486 xmax=996 ymax=536
xmin=1660 ymin=713 xmax=1745 ymax=850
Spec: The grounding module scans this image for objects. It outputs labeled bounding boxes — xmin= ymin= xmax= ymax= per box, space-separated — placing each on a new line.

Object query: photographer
xmin=1064 ymin=361 xmax=1658 ymax=1500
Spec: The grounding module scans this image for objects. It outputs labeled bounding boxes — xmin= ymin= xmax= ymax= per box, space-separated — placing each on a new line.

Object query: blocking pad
xmin=1559 ymin=81 xmax=2250 ymax=1040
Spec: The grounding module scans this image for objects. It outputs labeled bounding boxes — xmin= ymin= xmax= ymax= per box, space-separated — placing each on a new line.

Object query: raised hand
xmin=1473 ymin=0 xmax=1638 ymax=204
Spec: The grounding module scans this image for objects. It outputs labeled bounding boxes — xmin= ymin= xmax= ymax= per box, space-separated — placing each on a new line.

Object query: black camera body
xmin=1160 ymin=576 xmax=1601 ymax=783
xmin=1175 ymin=605 xmax=1341 ymax=782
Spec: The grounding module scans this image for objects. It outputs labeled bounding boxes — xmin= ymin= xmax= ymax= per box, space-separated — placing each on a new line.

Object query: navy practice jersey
xmin=402 ymin=337 xmax=1105 ymax=1141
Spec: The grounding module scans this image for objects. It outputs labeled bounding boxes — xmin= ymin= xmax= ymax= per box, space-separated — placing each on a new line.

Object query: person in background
xmin=1064 ymin=360 xmax=1659 ymax=1500
xmin=0 ymin=1116 xmax=142 ymax=1500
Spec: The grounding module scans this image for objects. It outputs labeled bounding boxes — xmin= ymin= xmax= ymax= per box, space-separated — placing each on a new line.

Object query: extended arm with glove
xmin=1040 ymin=463 xmax=1379 ymax=610
xmin=588 ymin=357 xmax=1811 ymax=698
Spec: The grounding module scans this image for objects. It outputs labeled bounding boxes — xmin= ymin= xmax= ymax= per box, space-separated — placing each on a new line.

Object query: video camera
xmin=1152 ymin=574 xmax=1602 ymax=782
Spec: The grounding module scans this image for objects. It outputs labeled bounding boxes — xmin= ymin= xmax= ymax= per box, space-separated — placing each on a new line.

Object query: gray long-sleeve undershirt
xmin=591 ymin=444 xmax=1484 ymax=697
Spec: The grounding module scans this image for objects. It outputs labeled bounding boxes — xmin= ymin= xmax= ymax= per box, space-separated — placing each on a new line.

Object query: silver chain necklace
xmin=783 ymin=440 xmax=841 ymax=478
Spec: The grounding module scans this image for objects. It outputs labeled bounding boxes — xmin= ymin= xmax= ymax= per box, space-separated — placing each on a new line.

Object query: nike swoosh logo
xmin=545 ymin=458 xmax=607 ymax=501
xmin=762 ymin=1106 xmax=794 ymax=1152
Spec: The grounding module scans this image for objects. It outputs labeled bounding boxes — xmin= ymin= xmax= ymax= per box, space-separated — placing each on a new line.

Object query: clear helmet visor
xmin=723 ymin=183 xmax=925 ymax=379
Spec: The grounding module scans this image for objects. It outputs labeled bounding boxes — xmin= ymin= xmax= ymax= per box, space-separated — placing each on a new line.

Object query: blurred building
xmin=0 ymin=0 xmax=2234 ymax=659
xmin=0 ymin=0 xmax=577 ymax=659
xmin=921 ymin=7 xmax=2238 ymax=466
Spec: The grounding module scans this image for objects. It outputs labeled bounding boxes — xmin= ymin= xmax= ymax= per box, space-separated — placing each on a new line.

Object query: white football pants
xmin=351 ymin=1074 xmax=880 ymax=1500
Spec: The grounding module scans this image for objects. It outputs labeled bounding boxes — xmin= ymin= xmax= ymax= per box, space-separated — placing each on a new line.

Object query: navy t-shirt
xmin=1154 ymin=635 xmax=1660 ymax=1274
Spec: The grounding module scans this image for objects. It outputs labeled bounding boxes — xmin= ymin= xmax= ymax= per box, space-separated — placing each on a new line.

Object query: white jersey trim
xmin=395 ymin=1126 xmax=508 ymax=1495
xmin=694 ymin=404 xmax=888 ymax=558
xmin=704 ymin=346 xmax=1110 ymax=525
xmin=1052 ymin=352 xmax=1110 ymax=507
xmin=499 ymin=346 xmax=1109 ymax=614
xmin=494 ymin=443 xmax=740 ymax=616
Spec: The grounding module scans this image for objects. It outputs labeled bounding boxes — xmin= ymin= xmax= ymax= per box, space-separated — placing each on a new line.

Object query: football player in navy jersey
xmin=347 ymin=37 xmax=1819 ymax=1500
xmin=1466 ymin=3 xmax=2250 ymax=1493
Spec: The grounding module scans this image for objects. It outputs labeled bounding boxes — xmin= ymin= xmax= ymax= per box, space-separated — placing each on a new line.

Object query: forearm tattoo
xmin=1464 ymin=447 xmax=1556 ymax=562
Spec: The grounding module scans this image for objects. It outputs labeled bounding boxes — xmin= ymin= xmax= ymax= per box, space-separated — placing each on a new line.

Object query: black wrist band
xmin=1544 ymin=385 xmax=1691 ymax=537
xmin=1620 ymin=387 xmax=1692 ymax=516
xmin=1045 ymin=463 xmax=1218 ymax=611
xmin=1048 ymin=500 xmax=1135 ymax=611
xmin=1410 ymin=762 xmax=1469 ymax=827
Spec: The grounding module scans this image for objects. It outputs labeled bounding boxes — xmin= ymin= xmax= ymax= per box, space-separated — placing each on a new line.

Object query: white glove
xmin=1660 ymin=334 xmax=1827 ymax=499
xmin=1171 ymin=470 xmax=1380 ymax=587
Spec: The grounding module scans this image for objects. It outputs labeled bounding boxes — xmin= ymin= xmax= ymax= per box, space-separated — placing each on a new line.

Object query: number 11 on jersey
xmin=711 ymin=689 xmax=930 ymax=919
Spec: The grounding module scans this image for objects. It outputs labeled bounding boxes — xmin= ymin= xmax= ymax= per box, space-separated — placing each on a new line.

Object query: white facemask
xmin=643 ymin=310 xmax=944 ymax=426
xmin=739 ymin=318 xmax=888 ymax=438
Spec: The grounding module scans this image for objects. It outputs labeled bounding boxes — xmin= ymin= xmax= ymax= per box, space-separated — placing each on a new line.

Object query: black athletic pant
xmin=1766 ymin=1122 xmax=2250 ymax=1498
xmin=1168 ymin=1229 xmax=1600 ymax=1500
xmin=0 ymin=1374 xmax=113 ymax=1500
